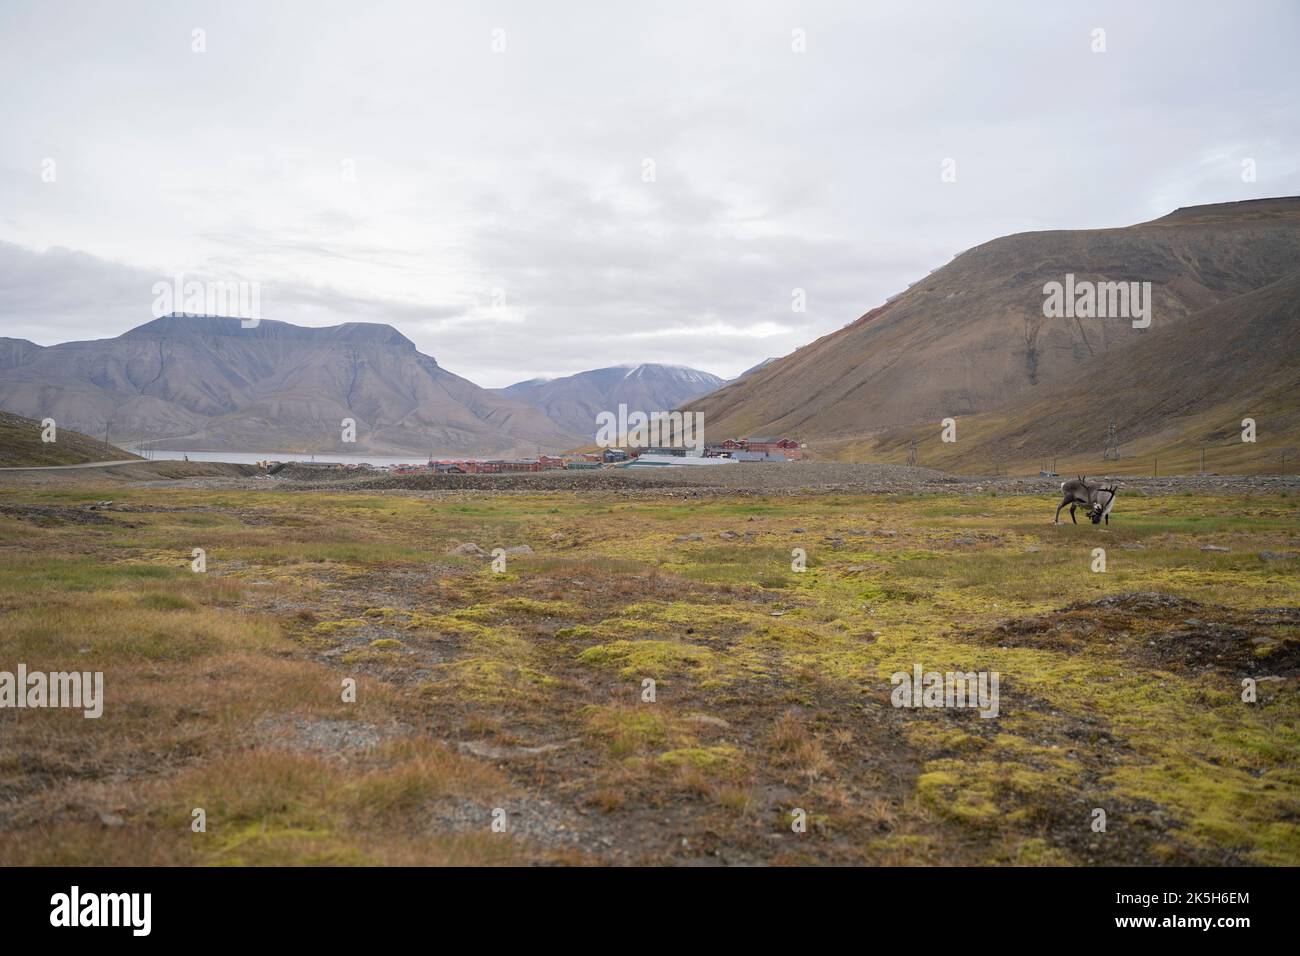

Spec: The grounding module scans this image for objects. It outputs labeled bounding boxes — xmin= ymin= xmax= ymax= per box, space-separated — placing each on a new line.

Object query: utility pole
xmin=907 ymin=439 xmax=917 ymax=468
xmin=1200 ymin=447 xmax=1206 ymax=475
xmin=1153 ymin=455 xmax=1158 ymax=478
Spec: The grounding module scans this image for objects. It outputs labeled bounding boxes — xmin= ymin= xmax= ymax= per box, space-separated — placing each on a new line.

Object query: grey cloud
xmin=0 ymin=240 xmax=465 ymax=344
xmin=1 ymin=0 xmax=1297 ymax=385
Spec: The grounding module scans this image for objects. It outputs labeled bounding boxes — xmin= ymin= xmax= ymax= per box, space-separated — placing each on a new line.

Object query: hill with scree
xmin=688 ymin=198 xmax=1300 ymax=472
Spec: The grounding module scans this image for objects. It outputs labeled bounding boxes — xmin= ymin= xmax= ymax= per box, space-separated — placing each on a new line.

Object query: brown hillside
xmin=0 ymin=410 xmax=141 ymax=467
xmin=690 ymin=198 xmax=1300 ymax=469
xmin=874 ymin=268 xmax=1300 ymax=475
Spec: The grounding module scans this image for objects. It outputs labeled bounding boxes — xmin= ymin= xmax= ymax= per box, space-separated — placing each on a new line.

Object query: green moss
xmin=916 ymin=769 xmax=1001 ymax=825
xmin=1011 ymin=837 xmax=1071 ymax=866
xmin=455 ymin=597 xmax=578 ymax=620
xmin=578 ymin=639 xmax=717 ymax=678
xmin=5 ymin=483 xmax=1298 ymax=865
xmin=582 ymin=706 xmax=678 ymax=756
xmin=658 ymin=744 xmax=741 ymax=771
xmin=429 ymin=659 xmax=558 ymax=702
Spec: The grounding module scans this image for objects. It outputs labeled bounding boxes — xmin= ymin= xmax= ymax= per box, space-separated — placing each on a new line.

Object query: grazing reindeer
xmin=1054 ymin=476 xmax=1119 ymax=525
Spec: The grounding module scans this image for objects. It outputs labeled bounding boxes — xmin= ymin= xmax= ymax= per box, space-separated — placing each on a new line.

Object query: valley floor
xmin=0 ymin=477 xmax=1296 ymax=865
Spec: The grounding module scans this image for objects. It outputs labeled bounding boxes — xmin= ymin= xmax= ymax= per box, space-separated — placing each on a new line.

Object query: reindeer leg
xmin=1054 ymin=498 xmax=1069 ymax=524
xmin=1069 ymin=504 xmax=1078 ymax=524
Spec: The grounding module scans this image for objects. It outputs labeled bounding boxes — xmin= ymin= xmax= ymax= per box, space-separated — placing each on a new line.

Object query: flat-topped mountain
xmin=0 ymin=315 xmax=582 ymax=456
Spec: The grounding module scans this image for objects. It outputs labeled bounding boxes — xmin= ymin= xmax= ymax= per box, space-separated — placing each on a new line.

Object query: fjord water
xmin=127 ymin=448 xmax=430 ymax=467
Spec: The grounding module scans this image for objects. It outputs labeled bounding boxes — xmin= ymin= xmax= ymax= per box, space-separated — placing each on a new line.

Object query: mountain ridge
xmin=686 ymin=197 xmax=1300 ymax=467
xmin=496 ymin=363 xmax=726 ymax=440
xmin=0 ymin=314 xmax=582 ymax=456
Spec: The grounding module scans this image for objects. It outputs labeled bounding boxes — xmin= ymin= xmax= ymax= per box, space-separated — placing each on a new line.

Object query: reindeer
xmin=1054 ymin=476 xmax=1119 ymax=525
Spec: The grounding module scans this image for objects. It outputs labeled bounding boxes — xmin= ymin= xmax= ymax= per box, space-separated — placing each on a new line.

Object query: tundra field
xmin=0 ymin=470 xmax=1296 ymax=866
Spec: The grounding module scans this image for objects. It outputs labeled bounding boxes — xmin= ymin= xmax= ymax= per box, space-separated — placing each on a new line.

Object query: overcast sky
xmin=1 ymin=0 xmax=1297 ymax=386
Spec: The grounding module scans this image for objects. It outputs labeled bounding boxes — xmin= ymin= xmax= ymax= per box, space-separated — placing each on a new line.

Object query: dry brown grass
xmin=1 ymin=483 xmax=1295 ymax=866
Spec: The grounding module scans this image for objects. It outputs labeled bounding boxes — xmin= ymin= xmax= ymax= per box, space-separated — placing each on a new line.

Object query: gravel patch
xmin=11 ymin=458 xmax=1295 ymax=498
xmin=258 ymin=716 xmax=410 ymax=755
xmin=240 ymin=464 xmax=1300 ymax=498
xmin=427 ymin=795 xmax=588 ymax=851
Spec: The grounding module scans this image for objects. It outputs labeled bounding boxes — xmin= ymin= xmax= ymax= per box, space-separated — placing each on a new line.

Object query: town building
xmin=707 ymin=436 xmax=803 ymax=461
xmin=624 ymin=454 xmax=737 ymax=468
xmin=746 ymin=436 xmax=801 ymax=455
xmin=726 ymin=450 xmax=789 ymax=462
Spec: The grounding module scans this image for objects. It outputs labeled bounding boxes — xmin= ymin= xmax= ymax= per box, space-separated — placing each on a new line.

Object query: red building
xmin=720 ymin=436 xmax=803 ymax=460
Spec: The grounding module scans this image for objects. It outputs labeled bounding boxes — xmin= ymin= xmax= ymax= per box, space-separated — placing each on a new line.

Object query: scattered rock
xmin=455 ymin=739 xmax=571 ymax=760
xmin=503 ymin=544 xmax=534 ymax=556
xmin=1201 ymin=545 xmax=1231 ymax=553
xmin=98 ymin=812 xmax=125 ymax=828
xmin=683 ymin=715 xmax=731 ymax=729
xmin=448 ymin=542 xmax=487 ymax=557
xmin=260 ymin=716 xmax=396 ymax=754
xmin=1259 ymin=551 xmax=1298 ymax=561
xmin=676 ymin=533 xmax=704 ymax=542
xmin=426 ymin=795 xmax=585 ymax=849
